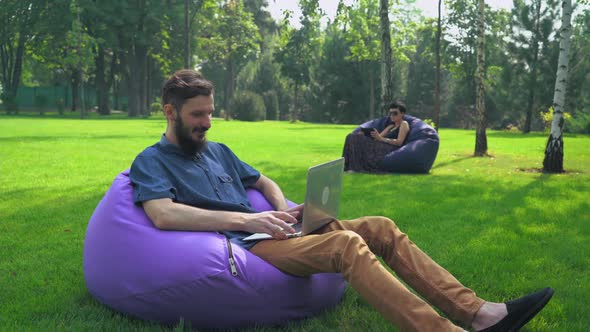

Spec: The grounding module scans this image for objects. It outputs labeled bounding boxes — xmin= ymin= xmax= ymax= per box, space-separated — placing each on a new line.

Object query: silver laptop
xmin=243 ymin=158 xmax=344 ymax=241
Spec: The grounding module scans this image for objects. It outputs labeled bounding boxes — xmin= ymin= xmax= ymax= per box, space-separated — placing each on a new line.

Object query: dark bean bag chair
xmin=352 ymin=115 xmax=439 ymax=173
xmin=83 ymin=170 xmax=345 ymax=329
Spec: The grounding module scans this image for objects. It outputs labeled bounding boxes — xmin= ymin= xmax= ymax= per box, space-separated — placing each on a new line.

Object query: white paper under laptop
xmin=243 ymin=158 xmax=344 ymax=241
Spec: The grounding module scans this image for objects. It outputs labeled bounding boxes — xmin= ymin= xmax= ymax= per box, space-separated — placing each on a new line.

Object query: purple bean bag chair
xmin=83 ymin=170 xmax=345 ymax=328
xmin=353 ymin=114 xmax=440 ymax=173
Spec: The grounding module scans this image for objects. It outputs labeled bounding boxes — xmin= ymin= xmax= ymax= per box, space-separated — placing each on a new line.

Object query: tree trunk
xmin=291 ymin=82 xmax=299 ymax=123
xmin=224 ymin=59 xmax=235 ymax=120
xmin=1 ymin=33 xmax=26 ymax=114
xmin=523 ymin=0 xmax=542 ymax=134
xmin=543 ymin=0 xmax=572 ymax=173
xmin=64 ymin=82 xmax=69 ymax=112
xmin=108 ymin=52 xmax=118 ymax=110
xmin=71 ymin=70 xmax=79 ymax=112
xmin=433 ymin=0 xmax=442 ymax=131
xmin=524 ymin=83 xmax=535 ymax=133
xmin=127 ymin=40 xmax=148 ymax=117
xmin=95 ymin=45 xmax=110 ymax=115
xmin=113 ymin=80 xmax=120 ymax=110
xmin=369 ymin=65 xmax=375 ymax=120
xmin=146 ymin=56 xmax=152 ymax=115
xmin=184 ymin=0 xmax=191 ymax=69
xmin=127 ymin=49 xmax=140 ymax=117
xmin=10 ymin=33 xmax=25 ymax=114
xmin=127 ymin=0 xmax=148 ymax=117
xmin=379 ymin=0 xmax=393 ymax=114
xmin=474 ymin=0 xmax=488 ymax=156
xmin=139 ymin=47 xmax=147 ymax=116
xmin=79 ymin=69 xmax=86 ymax=119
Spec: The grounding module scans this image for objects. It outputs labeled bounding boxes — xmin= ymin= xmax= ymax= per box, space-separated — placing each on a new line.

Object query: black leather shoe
xmin=479 ymin=287 xmax=554 ymax=332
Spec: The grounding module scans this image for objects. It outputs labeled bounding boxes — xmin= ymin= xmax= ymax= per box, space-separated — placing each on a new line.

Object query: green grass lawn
xmin=1 ymin=115 xmax=589 ymax=331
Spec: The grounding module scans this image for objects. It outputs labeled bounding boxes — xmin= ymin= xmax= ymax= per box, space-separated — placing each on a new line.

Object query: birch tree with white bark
xmin=543 ymin=0 xmax=572 ymax=172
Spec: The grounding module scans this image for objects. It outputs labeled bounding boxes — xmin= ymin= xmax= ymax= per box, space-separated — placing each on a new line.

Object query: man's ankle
xmin=472 ymin=302 xmax=508 ymax=331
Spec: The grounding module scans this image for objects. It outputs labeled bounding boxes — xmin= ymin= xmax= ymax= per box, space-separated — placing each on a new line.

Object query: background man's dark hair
xmin=388 ymin=101 xmax=407 ymax=113
xmin=162 ymin=69 xmax=214 ymax=111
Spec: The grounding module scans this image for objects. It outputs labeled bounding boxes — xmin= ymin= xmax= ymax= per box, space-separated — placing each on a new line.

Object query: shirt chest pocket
xmin=215 ymin=173 xmax=235 ymax=197
xmin=218 ymin=174 xmax=233 ymax=184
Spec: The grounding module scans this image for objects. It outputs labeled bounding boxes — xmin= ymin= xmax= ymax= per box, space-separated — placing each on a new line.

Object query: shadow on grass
xmin=486 ymin=131 xmax=547 ymax=139
xmin=340 ymin=171 xmax=589 ymax=271
xmin=431 ymin=155 xmax=473 ymax=169
xmin=486 ymin=131 xmax=587 ymax=139
xmin=284 ymin=124 xmax=356 ymax=131
xmin=0 ymin=135 xmax=155 ymax=143
xmin=3 ymin=165 xmax=588 ymax=330
xmin=1 ymin=112 xmax=164 ymax=121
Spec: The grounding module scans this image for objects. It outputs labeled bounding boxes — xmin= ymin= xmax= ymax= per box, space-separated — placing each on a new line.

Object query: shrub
xmin=55 ymin=98 xmax=65 ymax=115
xmin=1 ymin=93 xmax=19 ymax=114
xmin=262 ymin=91 xmax=279 ymax=120
xmin=150 ymin=101 xmax=161 ymax=115
xmin=422 ymin=118 xmax=436 ymax=129
xmin=540 ymin=106 xmax=572 ymax=133
xmin=230 ymin=91 xmax=266 ymax=121
xmin=34 ymin=94 xmax=49 ymax=115
xmin=568 ymin=112 xmax=590 ymax=134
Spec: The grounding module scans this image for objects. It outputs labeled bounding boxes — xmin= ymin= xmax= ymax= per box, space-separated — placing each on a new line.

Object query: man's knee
xmin=375 ymin=216 xmax=396 ymax=227
xmin=330 ymin=230 xmax=366 ymax=252
xmin=358 ymin=216 xmax=398 ymax=233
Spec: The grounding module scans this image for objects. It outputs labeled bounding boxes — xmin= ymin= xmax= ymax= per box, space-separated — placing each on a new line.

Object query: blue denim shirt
xmin=130 ymin=135 xmax=261 ymax=249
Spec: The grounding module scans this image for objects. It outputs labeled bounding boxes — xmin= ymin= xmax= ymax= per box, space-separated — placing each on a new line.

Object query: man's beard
xmin=174 ymin=116 xmax=208 ymax=155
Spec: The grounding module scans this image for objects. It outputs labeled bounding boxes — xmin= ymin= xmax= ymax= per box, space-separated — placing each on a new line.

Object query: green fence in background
xmin=15 ymin=86 xmax=127 ymax=111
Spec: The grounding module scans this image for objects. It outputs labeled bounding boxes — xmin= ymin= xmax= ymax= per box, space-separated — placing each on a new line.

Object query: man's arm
xmin=143 ymin=196 xmax=299 ymax=239
xmin=251 ymin=174 xmax=290 ymax=211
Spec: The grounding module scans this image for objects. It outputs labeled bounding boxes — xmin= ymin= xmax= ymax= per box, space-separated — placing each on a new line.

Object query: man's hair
xmin=388 ymin=100 xmax=407 ymax=113
xmin=162 ymin=69 xmax=214 ymax=111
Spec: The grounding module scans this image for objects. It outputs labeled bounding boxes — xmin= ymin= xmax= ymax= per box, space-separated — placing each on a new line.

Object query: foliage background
xmin=1 ymin=0 xmax=589 ymax=132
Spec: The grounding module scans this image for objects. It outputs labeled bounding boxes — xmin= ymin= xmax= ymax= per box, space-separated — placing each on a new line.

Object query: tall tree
xmin=510 ymin=0 xmax=558 ymax=133
xmin=183 ymin=0 xmax=205 ymax=69
xmin=433 ymin=0 xmax=442 ymax=130
xmin=406 ymin=20 xmax=438 ymax=120
xmin=275 ymin=0 xmax=322 ymax=122
xmin=197 ymin=0 xmax=260 ymax=120
xmin=111 ymin=0 xmax=169 ymax=117
xmin=444 ymin=0 xmax=478 ymax=128
xmin=444 ymin=0 xmax=511 ymax=129
xmin=342 ymin=0 xmax=380 ymax=120
xmin=566 ymin=10 xmax=590 ymax=127
xmin=307 ymin=21 xmax=370 ymax=124
xmin=388 ymin=0 xmax=420 ymax=99
xmin=379 ymin=0 xmax=393 ymax=114
xmin=185 ymin=0 xmax=191 ymax=69
xmin=73 ymin=0 xmax=87 ymax=118
xmin=243 ymin=0 xmax=278 ymax=53
xmin=474 ymin=0 xmax=488 ymax=156
xmin=543 ymin=0 xmax=573 ymax=172
xmin=0 ymin=0 xmax=43 ymax=114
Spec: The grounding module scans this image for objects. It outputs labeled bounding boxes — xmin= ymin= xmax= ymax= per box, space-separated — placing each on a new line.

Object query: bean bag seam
xmin=101 ymin=267 xmax=233 ymax=303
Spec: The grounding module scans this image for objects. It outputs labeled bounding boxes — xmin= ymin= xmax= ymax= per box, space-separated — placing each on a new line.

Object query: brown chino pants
xmin=250 ymin=216 xmax=485 ymax=332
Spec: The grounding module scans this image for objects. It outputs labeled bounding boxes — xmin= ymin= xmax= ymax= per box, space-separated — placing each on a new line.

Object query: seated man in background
xmin=130 ymin=69 xmax=554 ymax=332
